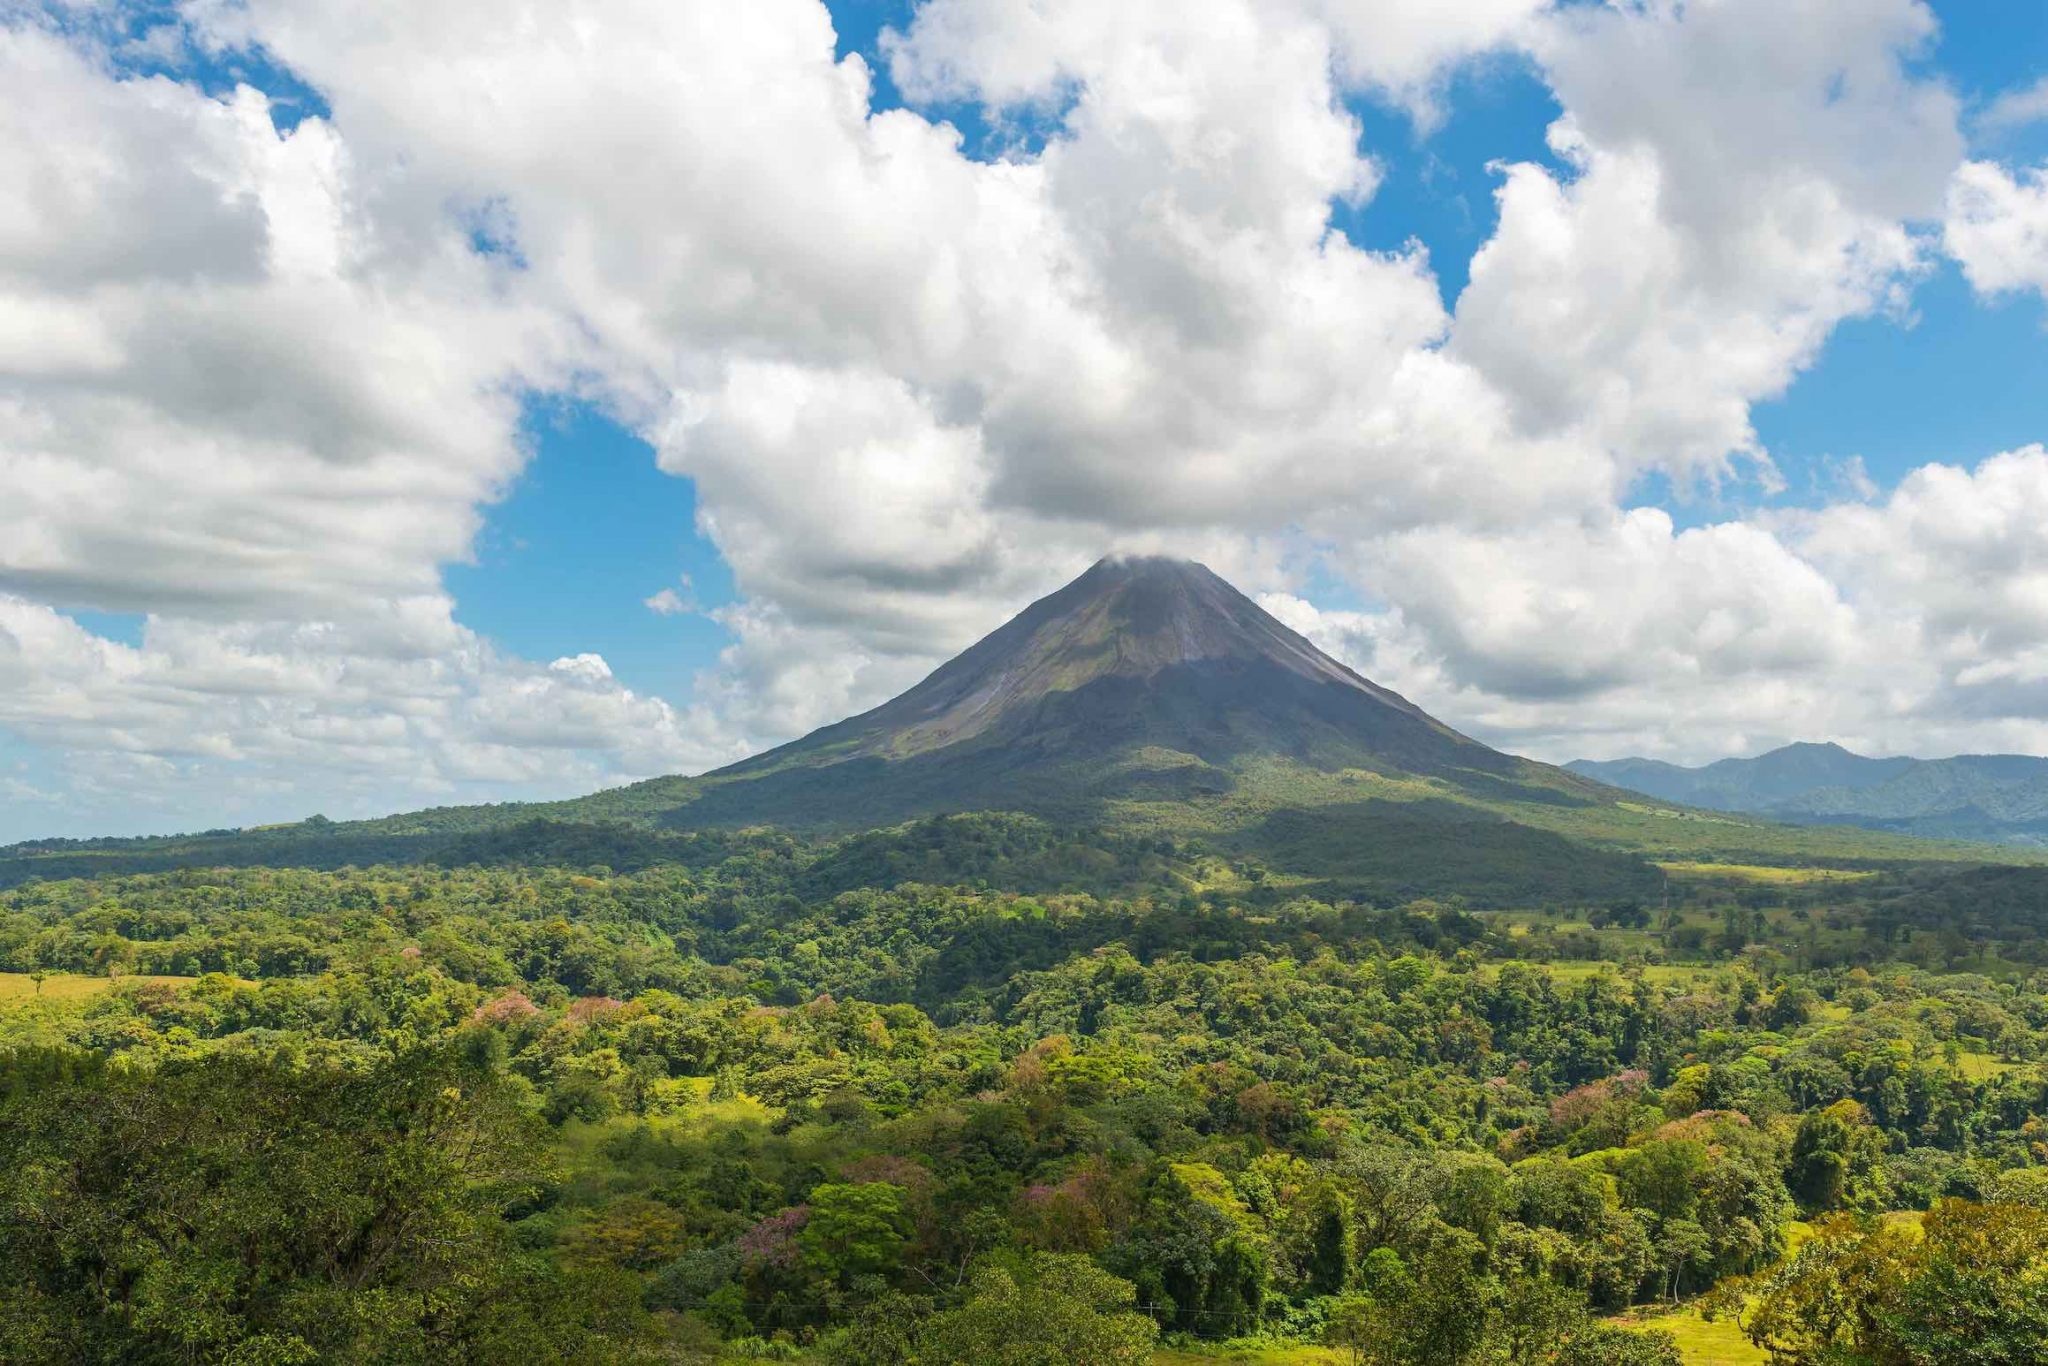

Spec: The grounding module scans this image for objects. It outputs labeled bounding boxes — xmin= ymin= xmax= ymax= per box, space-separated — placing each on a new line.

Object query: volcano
xmin=660 ymin=556 xmax=1608 ymax=829
xmin=738 ymin=556 xmax=1493 ymax=772
xmin=0 ymin=558 xmax=1983 ymax=899
xmin=0 ymin=557 xmax=1795 ymax=900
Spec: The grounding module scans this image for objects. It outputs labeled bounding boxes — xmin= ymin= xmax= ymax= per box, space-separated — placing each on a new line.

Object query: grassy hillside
xmin=4 ymin=753 xmax=2036 ymax=900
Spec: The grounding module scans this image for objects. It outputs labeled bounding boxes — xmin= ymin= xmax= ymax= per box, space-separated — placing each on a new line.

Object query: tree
xmin=1202 ymin=1233 xmax=1268 ymax=1337
xmin=1742 ymin=1202 xmax=2048 ymax=1364
xmin=1617 ymin=1140 xmax=1707 ymax=1224
xmin=1651 ymin=1219 xmax=1713 ymax=1303
xmin=916 ymin=1254 xmax=1157 ymax=1366
xmin=1112 ymin=1173 xmax=1267 ymax=1337
xmin=798 ymin=1183 xmax=912 ymax=1283
xmin=0 ymin=1046 xmax=652 ymax=1363
xmin=1867 ymin=1201 xmax=2048 ymax=1365
xmin=1494 ymin=1274 xmax=1591 ymax=1363
xmin=1788 ymin=1102 xmax=1887 ymax=1214
xmin=1323 ymin=1240 xmax=1494 ymax=1366
xmin=1303 ymin=1183 xmax=1355 ymax=1296
xmin=1738 ymin=1214 xmax=1909 ymax=1361
xmin=820 ymin=1291 xmax=932 ymax=1366
xmin=561 ymin=1197 xmax=690 ymax=1271
xmin=1326 ymin=1289 xmax=1403 ymax=1366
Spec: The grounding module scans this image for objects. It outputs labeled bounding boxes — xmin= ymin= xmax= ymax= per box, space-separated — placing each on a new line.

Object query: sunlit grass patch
xmin=1152 ymin=1346 xmax=1340 ymax=1366
xmin=1655 ymin=861 xmax=1879 ymax=884
xmin=1955 ymin=1050 xmax=2022 ymax=1081
xmin=1609 ymin=1303 xmax=1763 ymax=1365
xmin=1882 ymin=1209 xmax=1928 ymax=1238
xmin=0 ymin=971 xmax=196 ymax=1006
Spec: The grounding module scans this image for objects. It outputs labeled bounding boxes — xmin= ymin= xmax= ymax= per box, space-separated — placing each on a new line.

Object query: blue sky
xmin=4 ymin=0 xmax=2048 ymax=839
xmin=448 ymin=403 xmax=735 ymax=708
xmin=447 ymin=0 xmax=2048 ymax=707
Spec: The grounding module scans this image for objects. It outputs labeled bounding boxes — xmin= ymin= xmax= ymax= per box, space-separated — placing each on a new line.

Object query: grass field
xmin=1611 ymin=1304 xmax=1763 ymax=1365
xmin=1655 ymin=861 xmax=1880 ymax=885
xmin=1956 ymin=1050 xmax=2023 ymax=1081
xmin=0 ymin=971 xmax=196 ymax=1005
xmin=1153 ymin=1348 xmax=1338 ymax=1366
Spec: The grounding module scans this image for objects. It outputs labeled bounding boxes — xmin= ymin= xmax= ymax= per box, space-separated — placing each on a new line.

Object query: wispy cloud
xmin=644 ymin=576 xmax=698 ymax=616
xmin=1980 ymin=76 xmax=2048 ymax=133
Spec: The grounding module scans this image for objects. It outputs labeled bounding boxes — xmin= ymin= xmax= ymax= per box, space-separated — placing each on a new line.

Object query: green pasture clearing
xmin=1957 ymin=1050 xmax=2023 ymax=1081
xmin=1153 ymin=1347 xmax=1339 ymax=1366
xmin=1656 ymin=861 xmax=1880 ymax=885
xmin=1611 ymin=1304 xmax=1762 ymax=1366
xmin=0 ymin=971 xmax=196 ymax=1005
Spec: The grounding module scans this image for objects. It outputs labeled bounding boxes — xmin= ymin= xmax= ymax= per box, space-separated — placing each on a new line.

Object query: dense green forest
xmin=8 ymin=813 xmax=2048 ymax=1363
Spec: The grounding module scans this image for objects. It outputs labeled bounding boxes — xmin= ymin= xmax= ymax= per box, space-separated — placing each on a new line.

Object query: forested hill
xmin=0 ymin=810 xmax=1664 ymax=909
xmin=1572 ymin=742 xmax=2048 ymax=846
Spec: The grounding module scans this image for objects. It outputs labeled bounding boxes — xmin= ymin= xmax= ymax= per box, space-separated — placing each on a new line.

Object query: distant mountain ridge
xmin=1569 ymin=742 xmax=2048 ymax=846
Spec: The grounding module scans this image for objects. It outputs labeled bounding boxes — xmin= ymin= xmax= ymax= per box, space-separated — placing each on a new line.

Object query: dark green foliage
xmin=0 ymin=1045 xmax=652 ymax=1363
xmin=1304 ymin=1184 xmax=1354 ymax=1296
xmin=1247 ymin=800 xmax=1664 ymax=907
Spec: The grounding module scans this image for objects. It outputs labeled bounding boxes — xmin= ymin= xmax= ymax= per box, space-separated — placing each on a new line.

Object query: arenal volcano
xmin=661 ymin=555 xmax=1610 ymax=829
xmin=0 ymin=560 xmax=1982 ymax=903
xmin=0 ymin=557 xmax=1733 ymax=900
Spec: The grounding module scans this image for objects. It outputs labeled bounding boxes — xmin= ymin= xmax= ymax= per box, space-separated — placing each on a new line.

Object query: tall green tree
xmin=916 ymin=1254 xmax=1156 ymax=1366
xmin=799 ymin=1183 xmax=913 ymax=1283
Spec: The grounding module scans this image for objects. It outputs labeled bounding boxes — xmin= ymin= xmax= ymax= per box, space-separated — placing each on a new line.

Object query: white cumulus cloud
xmin=1946 ymin=160 xmax=2048 ymax=302
xmin=0 ymin=0 xmax=2034 ymax=834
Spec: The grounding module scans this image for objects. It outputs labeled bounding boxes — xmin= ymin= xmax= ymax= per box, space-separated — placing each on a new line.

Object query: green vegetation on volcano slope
xmin=4 ymin=757 xmax=2032 ymax=907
